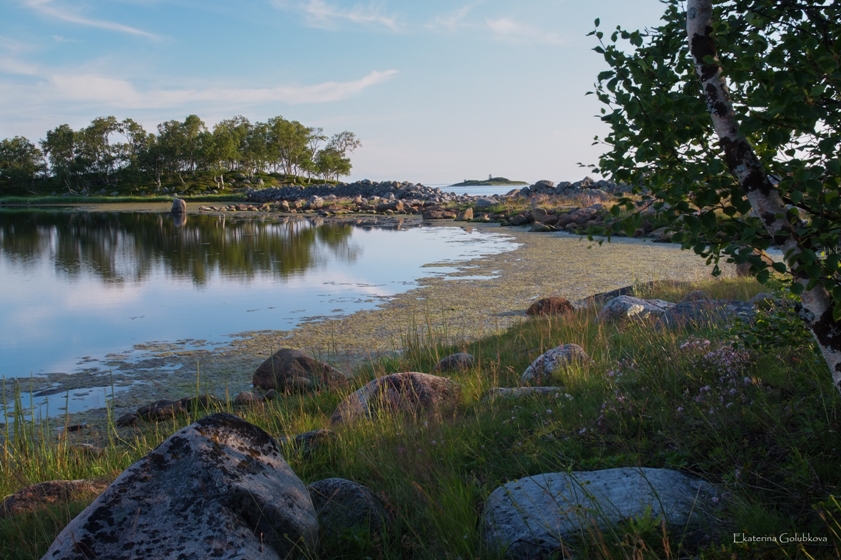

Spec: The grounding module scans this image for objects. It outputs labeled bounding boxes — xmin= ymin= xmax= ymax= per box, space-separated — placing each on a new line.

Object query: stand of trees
xmin=0 ymin=115 xmax=360 ymax=195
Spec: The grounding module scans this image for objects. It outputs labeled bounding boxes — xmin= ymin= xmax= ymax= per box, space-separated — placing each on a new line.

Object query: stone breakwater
xmin=245 ymin=177 xmax=630 ymax=205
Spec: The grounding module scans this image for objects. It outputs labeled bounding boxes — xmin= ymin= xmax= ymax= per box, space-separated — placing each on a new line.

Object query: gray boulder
xmin=171 ymin=198 xmax=186 ymax=214
xmin=597 ymin=295 xmax=675 ymax=323
xmin=308 ymin=478 xmax=391 ymax=538
xmin=42 ymin=413 xmax=318 ymax=560
xmin=483 ymin=468 xmax=717 ymax=559
xmin=522 ymin=344 xmax=589 ymax=383
xmin=658 ymin=299 xmax=757 ymax=328
xmin=253 ymin=348 xmax=347 ymax=392
xmin=330 ymin=372 xmax=460 ymax=425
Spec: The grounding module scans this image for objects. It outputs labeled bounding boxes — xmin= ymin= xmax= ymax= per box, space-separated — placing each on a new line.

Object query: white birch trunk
xmin=686 ymin=0 xmax=841 ymax=392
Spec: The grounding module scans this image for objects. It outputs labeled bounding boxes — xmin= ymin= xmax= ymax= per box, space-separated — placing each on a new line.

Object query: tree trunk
xmin=686 ymin=0 xmax=841 ymax=393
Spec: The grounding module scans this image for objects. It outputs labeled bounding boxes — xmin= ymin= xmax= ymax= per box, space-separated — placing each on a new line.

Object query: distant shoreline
xmin=450 ymin=177 xmax=528 ymax=187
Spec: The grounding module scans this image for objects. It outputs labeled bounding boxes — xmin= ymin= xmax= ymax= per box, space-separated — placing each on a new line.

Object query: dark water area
xmin=0 ymin=209 xmax=515 ymax=379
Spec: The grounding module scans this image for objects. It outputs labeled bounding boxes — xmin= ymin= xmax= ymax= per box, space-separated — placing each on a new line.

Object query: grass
xmin=1 ymin=277 xmax=840 ymax=559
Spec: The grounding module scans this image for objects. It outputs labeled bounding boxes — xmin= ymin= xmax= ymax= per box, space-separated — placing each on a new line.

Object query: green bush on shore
xmin=1 ymin=277 xmax=839 ymax=559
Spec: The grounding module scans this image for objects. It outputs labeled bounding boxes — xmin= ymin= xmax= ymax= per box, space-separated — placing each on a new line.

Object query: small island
xmin=450 ymin=176 xmax=528 ymax=187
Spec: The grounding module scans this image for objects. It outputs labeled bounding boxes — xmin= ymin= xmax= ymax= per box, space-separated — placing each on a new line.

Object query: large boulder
xmin=526 ymin=297 xmax=574 ymax=317
xmin=482 ymin=468 xmax=717 ymax=559
xmin=171 ymin=198 xmax=186 ymax=214
xmin=522 ymin=344 xmax=589 ymax=383
xmin=658 ymin=299 xmax=757 ymax=328
xmin=308 ymin=478 xmax=391 ymax=539
xmin=597 ymin=295 xmax=675 ymax=323
xmin=330 ymin=372 xmax=460 ymax=425
xmin=1 ymin=479 xmax=108 ymax=519
xmin=253 ymin=348 xmax=347 ymax=392
xmin=42 ymin=413 xmax=318 ymax=560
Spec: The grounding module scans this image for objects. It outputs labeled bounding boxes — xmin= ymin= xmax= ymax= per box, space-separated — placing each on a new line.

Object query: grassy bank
xmin=1 ymin=278 xmax=839 ymax=559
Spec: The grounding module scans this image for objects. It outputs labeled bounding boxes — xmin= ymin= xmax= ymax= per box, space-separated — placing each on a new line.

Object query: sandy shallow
xmin=2 ymin=214 xmax=732 ymax=433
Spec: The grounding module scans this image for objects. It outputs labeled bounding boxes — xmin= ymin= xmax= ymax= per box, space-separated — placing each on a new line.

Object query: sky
xmin=0 ymin=0 xmax=670 ymax=185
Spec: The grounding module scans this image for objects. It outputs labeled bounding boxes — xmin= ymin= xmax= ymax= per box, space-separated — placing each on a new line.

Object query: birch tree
xmin=591 ymin=0 xmax=841 ymax=391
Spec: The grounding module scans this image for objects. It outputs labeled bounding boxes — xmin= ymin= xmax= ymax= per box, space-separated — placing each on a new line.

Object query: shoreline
xmin=2 ymin=212 xmax=733 ymax=435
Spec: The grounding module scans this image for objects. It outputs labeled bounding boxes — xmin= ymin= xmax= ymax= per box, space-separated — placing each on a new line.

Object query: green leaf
xmin=772 ymin=261 xmax=787 ymax=273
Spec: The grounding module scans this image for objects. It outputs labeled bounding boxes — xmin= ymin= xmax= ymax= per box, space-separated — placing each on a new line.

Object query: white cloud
xmin=23 ymin=0 xmax=159 ymax=39
xmin=274 ymin=0 xmax=400 ymax=31
xmin=51 ymin=69 xmax=398 ymax=107
xmin=0 ymin=54 xmax=398 ymax=110
xmin=427 ymin=2 xmax=483 ymax=32
xmin=486 ymin=18 xmax=566 ymax=46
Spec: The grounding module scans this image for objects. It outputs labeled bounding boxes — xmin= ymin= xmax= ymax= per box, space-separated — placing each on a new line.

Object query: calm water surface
xmin=0 ymin=209 xmax=516 ymax=379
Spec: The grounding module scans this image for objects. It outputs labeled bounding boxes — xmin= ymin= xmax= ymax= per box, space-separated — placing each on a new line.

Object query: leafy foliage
xmin=6 ymin=114 xmax=360 ymax=194
xmin=590 ymin=1 xmax=841 ymax=306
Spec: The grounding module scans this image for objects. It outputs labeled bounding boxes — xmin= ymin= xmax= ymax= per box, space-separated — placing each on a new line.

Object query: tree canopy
xmin=591 ymin=0 xmax=841 ymax=389
xmin=0 ymin=114 xmax=360 ymax=195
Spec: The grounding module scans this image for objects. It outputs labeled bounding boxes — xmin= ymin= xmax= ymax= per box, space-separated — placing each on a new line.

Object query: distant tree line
xmin=0 ymin=115 xmax=360 ymax=195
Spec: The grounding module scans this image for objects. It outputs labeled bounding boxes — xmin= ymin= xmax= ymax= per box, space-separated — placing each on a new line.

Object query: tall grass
xmin=1 ymin=277 xmax=839 ymax=559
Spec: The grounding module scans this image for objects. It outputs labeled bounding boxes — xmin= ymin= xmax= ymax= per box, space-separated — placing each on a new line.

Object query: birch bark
xmin=685 ymin=0 xmax=841 ymax=392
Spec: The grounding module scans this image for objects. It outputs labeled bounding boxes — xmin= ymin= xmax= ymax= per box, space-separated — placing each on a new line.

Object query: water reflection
xmin=0 ymin=210 xmax=360 ymax=286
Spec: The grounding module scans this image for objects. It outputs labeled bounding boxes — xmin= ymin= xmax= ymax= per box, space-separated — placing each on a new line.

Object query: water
xmin=0 ymin=209 xmax=516 ymax=380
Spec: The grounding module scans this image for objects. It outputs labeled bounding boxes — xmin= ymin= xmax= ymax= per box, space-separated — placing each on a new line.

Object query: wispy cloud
xmin=427 ymin=2 xmax=483 ymax=32
xmin=0 ymin=54 xmax=398 ymax=108
xmin=51 ymin=69 xmax=399 ymax=106
xmin=23 ymin=0 xmax=159 ymax=39
xmin=274 ymin=0 xmax=400 ymax=31
xmin=485 ymin=18 xmax=566 ymax=46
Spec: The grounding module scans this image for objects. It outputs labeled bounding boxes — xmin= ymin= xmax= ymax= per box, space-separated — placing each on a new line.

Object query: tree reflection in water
xmin=0 ymin=210 xmax=361 ymax=286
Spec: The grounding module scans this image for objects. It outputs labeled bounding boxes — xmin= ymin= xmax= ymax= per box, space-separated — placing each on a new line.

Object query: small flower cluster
xmin=678 ymin=338 xmax=757 ymax=416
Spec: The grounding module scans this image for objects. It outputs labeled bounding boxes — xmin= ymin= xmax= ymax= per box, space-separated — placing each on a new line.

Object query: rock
xmin=508 ymin=214 xmax=529 ymax=226
xmin=307 ymin=478 xmax=391 ymax=539
xmin=533 ymin=180 xmax=555 ymax=189
xmin=597 ymin=295 xmax=675 ymax=323
xmin=235 ymin=391 xmax=261 ymax=405
xmin=42 ymin=413 xmax=318 ymax=560
xmin=1 ymin=479 xmax=109 ymax=519
xmin=376 ymin=200 xmax=404 ymax=212
xmin=681 ymin=290 xmax=711 ymax=302
xmin=485 ymin=387 xmax=567 ymax=400
xmin=474 ymin=198 xmax=497 ymax=209
xmin=136 ymin=399 xmax=185 ymax=420
xmin=171 ymin=198 xmax=186 ymax=214
xmin=433 ymin=353 xmax=475 ymax=373
xmin=253 ymin=348 xmax=346 ymax=392
xmin=279 ymin=429 xmax=336 ymax=457
xmin=649 ymin=226 xmax=675 ymax=241
xmin=457 ymin=208 xmax=474 ymax=221
xmin=330 ymin=372 xmax=460 ymax=425
xmin=116 ymin=413 xmax=137 ymax=427
xmin=530 ymin=223 xmax=555 ymax=232
xmin=748 ymin=292 xmax=777 ymax=307
xmin=658 ymin=299 xmax=757 ymax=328
xmin=522 ymin=345 xmax=589 ymax=383
xmin=307 ymin=195 xmax=324 ymax=209
xmin=526 ymin=297 xmax=574 ymax=317
xmin=236 ymin=389 xmax=279 ymax=405
xmin=178 ymin=394 xmax=223 ymax=410
xmin=482 ymin=468 xmax=717 ymax=559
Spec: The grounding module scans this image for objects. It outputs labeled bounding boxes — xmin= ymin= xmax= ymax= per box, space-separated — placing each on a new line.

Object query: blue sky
xmin=1 ymin=0 xmax=668 ymax=184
